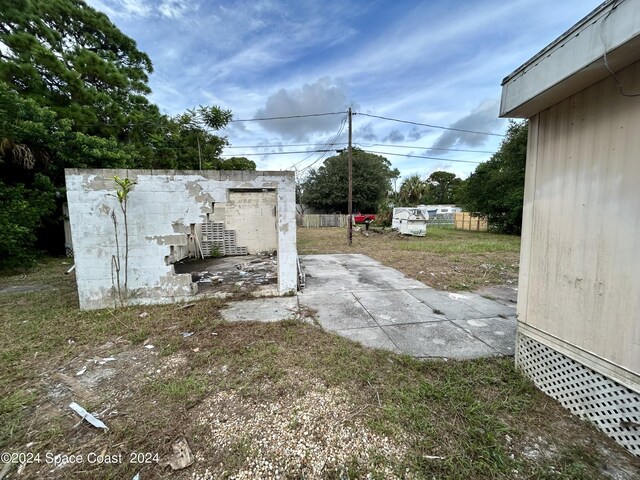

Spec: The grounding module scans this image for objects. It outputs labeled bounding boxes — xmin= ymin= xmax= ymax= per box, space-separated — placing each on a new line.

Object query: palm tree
xmin=399 ymin=174 xmax=428 ymax=205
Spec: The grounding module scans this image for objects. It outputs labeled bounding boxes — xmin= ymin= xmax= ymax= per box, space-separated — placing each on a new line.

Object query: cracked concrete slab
xmin=219 ymin=254 xmax=517 ymax=360
xmin=298 ymin=254 xmax=516 ymax=359
xmin=451 ymin=316 xmax=517 ymax=356
xmin=297 ymin=292 xmax=378 ymax=331
xmin=446 ymin=292 xmax=516 ymax=317
xmin=334 ymin=326 xmax=400 ymax=353
xmin=352 ymin=290 xmax=443 ymax=326
xmin=382 ymin=321 xmax=498 ymax=359
xmin=220 ymin=297 xmax=299 ymax=322
xmin=407 ymin=289 xmax=491 ymax=321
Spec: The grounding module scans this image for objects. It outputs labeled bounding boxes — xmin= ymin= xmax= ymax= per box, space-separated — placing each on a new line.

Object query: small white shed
xmin=500 ymin=0 xmax=640 ymax=455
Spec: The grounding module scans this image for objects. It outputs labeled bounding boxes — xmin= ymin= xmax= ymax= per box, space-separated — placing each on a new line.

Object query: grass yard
xmin=0 ymin=256 xmax=638 ymax=479
xmin=297 ymin=226 xmax=521 ymax=291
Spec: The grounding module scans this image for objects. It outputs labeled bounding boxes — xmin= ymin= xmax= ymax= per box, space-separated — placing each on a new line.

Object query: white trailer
xmin=392 ymin=207 xmax=429 ymax=230
xmin=393 ymin=208 xmax=428 ymax=236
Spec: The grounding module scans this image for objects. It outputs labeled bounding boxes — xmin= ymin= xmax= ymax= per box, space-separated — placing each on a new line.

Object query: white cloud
xmin=254 ymin=78 xmax=351 ymax=141
xmin=426 ymin=100 xmax=504 ymax=154
xmin=158 ymin=0 xmax=192 ymax=19
xmin=88 ymin=0 xmax=193 ymax=19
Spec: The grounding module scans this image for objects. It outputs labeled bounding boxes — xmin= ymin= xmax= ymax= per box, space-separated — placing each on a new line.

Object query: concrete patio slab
xmin=298 ymin=254 xmax=517 ymax=359
xmin=352 ymin=290 xmax=442 ymax=326
xmin=407 ymin=289 xmax=490 ymax=321
xmin=451 ymin=316 xmax=517 ymax=356
xmin=447 ymin=292 xmax=516 ymax=317
xmin=219 ymin=254 xmax=517 ymax=361
xmin=298 ymin=292 xmax=378 ymax=331
xmin=220 ymin=297 xmax=299 ymax=322
xmin=334 ymin=326 xmax=400 ymax=353
xmin=301 ymin=254 xmax=426 ymax=292
xmin=382 ymin=321 xmax=498 ymax=359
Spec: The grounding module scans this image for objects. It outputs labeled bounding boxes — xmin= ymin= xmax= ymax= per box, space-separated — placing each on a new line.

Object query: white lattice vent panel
xmin=517 ymin=334 xmax=640 ymax=456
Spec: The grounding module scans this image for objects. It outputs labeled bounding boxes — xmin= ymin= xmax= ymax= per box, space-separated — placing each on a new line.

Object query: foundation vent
xmin=517 ymin=334 xmax=640 ymax=456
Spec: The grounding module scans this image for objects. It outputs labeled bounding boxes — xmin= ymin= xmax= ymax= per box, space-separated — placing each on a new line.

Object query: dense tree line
xmin=0 ymin=0 xmax=253 ymax=268
xmin=298 ymin=121 xmax=526 ymax=234
xmin=456 ymin=121 xmax=527 ymax=234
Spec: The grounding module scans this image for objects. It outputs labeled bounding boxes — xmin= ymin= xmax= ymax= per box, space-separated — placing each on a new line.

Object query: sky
xmin=87 ymin=0 xmax=604 ymax=184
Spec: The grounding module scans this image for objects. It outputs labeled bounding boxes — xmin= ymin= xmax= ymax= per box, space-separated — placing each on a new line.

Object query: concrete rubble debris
xmin=69 ymin=402 xmax=109 ymax=430
xmin=159 ymin=438 xmax=194 ymax=470
xmin=182 ymin=254 xmax=278 ymax=294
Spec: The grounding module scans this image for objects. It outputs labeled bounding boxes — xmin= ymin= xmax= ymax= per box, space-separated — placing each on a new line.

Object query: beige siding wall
xmin=519 ymin=60 xmax=640 ymax=384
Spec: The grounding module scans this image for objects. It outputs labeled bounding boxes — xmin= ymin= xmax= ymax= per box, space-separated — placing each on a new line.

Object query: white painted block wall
xmin=65 ymin=169 xmax=297 ymax=310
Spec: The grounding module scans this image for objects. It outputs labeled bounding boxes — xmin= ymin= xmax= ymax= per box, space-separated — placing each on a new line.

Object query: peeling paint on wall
xmin=65 ymin=169 xmax=297 ymax=310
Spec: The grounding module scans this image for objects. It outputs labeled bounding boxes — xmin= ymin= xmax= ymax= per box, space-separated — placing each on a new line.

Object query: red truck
xmin=352 ymin=212 xmax=376 ymax=225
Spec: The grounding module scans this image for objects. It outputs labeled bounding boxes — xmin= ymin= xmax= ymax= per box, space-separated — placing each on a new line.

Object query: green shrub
xmin=0 ymin=174 xmax=56 ymax=269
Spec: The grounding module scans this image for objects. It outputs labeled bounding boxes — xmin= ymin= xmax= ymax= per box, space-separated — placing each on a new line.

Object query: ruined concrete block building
xmin=65 ymin=169 xmax=297 ymax=310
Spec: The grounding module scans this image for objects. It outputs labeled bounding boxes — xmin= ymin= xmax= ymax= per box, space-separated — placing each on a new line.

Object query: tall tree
xmin=0 ymin=1 xmax=239 ymax=266
xmin=457 ymin=121 xmax=527 ymax=234
xmin=300 ymin=148 xmax=399 ymax=213
xmin=398 ymin=174 xmax=427 ymax=206
xmin=423 ymin=171 xmax=462 ymax=204
xmin=0 ymin=0 xmax=154 ymax=138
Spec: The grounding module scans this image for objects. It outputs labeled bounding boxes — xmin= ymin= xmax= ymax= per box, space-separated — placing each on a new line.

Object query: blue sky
xmin=87 ymin=0 xmax=603 ymax=183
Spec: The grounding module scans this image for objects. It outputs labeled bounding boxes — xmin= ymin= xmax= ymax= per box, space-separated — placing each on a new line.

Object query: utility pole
xmin=347 ymin=107 xmax=353 ymax=246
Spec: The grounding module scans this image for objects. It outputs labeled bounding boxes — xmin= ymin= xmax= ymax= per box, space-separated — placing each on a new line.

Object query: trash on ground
xmin=144 ymin=345 xmax=154 ymax=350
xmin=69 ymin=402 xmax=109 ymax=430
xmin=139 ymin=312 xmax=148 ymax=318
xmin=75 ymin=366 xmax=87 ymax=376
xmin=159 ymin=438 xmax=194 ymax=470
xmin=181 ymin=332 xmax=194 ymax=338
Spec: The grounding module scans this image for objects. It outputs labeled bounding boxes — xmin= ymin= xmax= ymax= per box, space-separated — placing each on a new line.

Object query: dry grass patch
xmin=0 ymin=258 xmax=638 ymax=479
xmin=297 ymin=226 xmax=520 ymax=290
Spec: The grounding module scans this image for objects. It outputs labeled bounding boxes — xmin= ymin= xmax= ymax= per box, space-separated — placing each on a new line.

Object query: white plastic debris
xmin=144 ymin=345 xmax=155 ymax=349
xmin=75 ymin=366 xmax=87 ymax=376
xmin=98 ymin=357 xmax=116 ymax=365
xmin=139 ymin=312 xmax=149 ymax=318
xmin=181 ymin=332 xmax=194 ymax=338
xmin=69 ymin=402 xmax=108 ymax=430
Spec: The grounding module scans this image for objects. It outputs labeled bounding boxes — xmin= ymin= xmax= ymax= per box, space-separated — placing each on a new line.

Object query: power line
xmin=297 ymin=116 xmax=348 ymax=175
xmin=225 ymin=142 xmax=347 ymax=149
xmin=220 ymin=150 xmax=334 ymax=157
xmin=364 ymin=143 xmax=496 ymax=154
xmin=226 ymin=142 xmax=494 ymax=154
xmin=362 ymin=150 xmax=483 ymax=165
xmin=229 ymin=112 xmax=346 ymax=122
xmin=354 ymin=112 xmax=505 ymax=137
